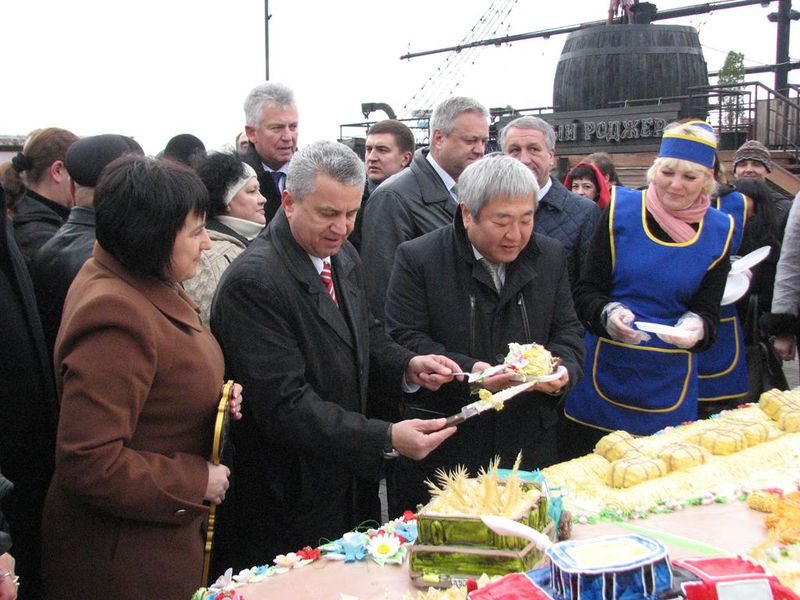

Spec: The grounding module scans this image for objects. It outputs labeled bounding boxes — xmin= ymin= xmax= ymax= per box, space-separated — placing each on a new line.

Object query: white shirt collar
xmin=426 ymin=152 xmax=458 ymax=202
xmin=538 ymin=176 xmax=553 ymax=200
xmin=261 ymin=162 xmax=290 ymax=175
xmin=308 ymin=255 xmax=331 ymax=275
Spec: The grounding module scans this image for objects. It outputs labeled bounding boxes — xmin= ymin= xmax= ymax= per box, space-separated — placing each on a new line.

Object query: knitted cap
xmin=733 ymin=140 xmax=772 ymax=173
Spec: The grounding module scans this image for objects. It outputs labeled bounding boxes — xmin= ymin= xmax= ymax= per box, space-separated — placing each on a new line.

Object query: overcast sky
xmin=2 ymin=0 xmax=797 ymax=155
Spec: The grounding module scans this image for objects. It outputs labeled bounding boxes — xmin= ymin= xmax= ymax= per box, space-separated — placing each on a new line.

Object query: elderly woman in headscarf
xmin=183 ymin=152 xmax=266 ymax=325
xmin=563 ymin=121 xmax=734 ymax=456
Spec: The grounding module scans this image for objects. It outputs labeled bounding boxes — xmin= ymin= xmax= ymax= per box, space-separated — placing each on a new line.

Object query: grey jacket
xmin=535 ymin=177 xmax=601 ymax=287
xmin=360 ymin=148 xmax=457 ymax=320
xmin=772 ymin=192 xmax=800 ymax=316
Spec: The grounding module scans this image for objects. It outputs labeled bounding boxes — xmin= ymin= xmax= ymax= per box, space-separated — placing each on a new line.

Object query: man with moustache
xmin=210 ymin=140 xmax=462 ymax=571
xmin=241 ymin=81 xmax=299 ymax=223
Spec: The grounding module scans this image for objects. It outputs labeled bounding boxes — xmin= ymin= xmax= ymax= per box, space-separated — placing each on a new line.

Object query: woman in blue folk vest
xmin=563 ymin=121 xmax=734 ymax=457
xmin=697 ymin=159 xmax=750 ymax=415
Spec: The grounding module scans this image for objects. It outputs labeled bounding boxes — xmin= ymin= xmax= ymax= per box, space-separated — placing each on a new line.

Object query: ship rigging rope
xmin=400 ymin=0 xmax=519 ymax=120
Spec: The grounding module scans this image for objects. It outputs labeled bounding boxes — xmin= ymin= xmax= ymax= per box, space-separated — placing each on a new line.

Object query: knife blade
xmin=442 ymin=381 xmax=536 ymax=427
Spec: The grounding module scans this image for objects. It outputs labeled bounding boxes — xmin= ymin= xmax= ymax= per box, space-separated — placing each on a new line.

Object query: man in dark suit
xmin=210 ymin=140 xmax=460 ymax=572
xmin=349 ymin=119 xmax=415 ymax=252
xmin=501 ymin=116 xmax=601 ymax=288
xmin=241 ymin=81 xmax=299 ymax=224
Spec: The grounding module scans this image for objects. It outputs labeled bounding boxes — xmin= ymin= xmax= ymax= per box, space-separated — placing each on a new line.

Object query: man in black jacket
xmin=501 ymin=116 xmax=601 ymax=287
xmin=31 ymin=134 xmax=142 ymax=355
xmin=349 ymin=119 xmax=415 ymax=252
xmin=384 ymin=154 xmax=585 ymax=514
xmin=241 ymin=81 xmax=298 ymax=224
xmin=210 ymin=140 xmax=461 ymax=571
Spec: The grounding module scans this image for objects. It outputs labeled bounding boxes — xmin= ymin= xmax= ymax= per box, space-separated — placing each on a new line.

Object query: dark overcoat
xmin=0 ymin=194 xmax=58 ymax=599
xmin=42 ymin=245 xmax=224 ymax=600
xmin=210 ymin=210 xmax=413 ymax=571
xmin=384 ymin=209 xmax=585 ymax=510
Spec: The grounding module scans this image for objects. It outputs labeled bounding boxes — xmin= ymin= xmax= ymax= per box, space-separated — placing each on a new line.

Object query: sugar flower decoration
xmin=393 ymin=518 xmax=418 ymax=544
xmin=367 ymin=533 xmax=401 ymax=564
xmin=274 ymin=552 xmax=302 ymax=569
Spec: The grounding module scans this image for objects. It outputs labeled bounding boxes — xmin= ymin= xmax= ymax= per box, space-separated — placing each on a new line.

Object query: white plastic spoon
xmin=481 ymin=515 xmax=553 ymax=552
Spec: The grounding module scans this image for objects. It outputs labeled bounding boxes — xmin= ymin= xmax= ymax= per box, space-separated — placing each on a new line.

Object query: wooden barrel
xmin=553 ymin=24 xmax=708 ymax=114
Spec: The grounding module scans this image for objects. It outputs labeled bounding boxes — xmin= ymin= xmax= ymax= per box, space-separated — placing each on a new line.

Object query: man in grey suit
xmin=501 ymin=116 xmax=601 ymax=287
xmin=360 ymin=96 xmax=490 ymax=322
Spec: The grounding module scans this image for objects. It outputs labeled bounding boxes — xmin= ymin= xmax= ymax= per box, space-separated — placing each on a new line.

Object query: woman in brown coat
xmin=42 ymin=156 xmax=241 ymax=600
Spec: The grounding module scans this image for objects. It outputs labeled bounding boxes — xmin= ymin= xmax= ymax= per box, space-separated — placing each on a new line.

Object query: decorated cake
xmin=543 ymin=401 xmax=799 ymax=519
xmin=408 ymin=458 xmax=558 ymax=588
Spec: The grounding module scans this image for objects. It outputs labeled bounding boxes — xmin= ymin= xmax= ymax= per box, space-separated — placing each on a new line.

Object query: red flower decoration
xmin=402 ymin=510 xmax=417 ymax=522
xmin=296 ymin=546 xmax=321 ymax=561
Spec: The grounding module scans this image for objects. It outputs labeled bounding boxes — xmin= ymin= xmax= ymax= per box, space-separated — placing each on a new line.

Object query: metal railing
xmin=607 ymin=80 xmax=800 ymax=159
xmin=686 ymin=81 xmax=800 ymax=158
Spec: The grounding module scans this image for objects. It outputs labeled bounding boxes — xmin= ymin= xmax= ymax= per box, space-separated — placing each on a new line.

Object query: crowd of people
xmin=0 ymin=80 xmax=797 ymax=599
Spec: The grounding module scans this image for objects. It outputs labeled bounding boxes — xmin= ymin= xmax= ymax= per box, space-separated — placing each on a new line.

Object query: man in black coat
xmin=0 ymin=186 xmax=58 ymax=599
xmin=210 ymin=141 xmax=461 ymax=572
xmin=501 ymin=116 xmax=601 ymax=288
xmin=241 ymin=81 xmax=298 ymax=224
xmin=349 ymin=119 xmax=415 ymax=252
xmin=384 ymin=155 xmax=585 ymax=514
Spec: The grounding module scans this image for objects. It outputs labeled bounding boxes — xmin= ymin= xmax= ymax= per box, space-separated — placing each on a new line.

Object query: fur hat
xmin=733 ymin=140 xmax=772 ymax=173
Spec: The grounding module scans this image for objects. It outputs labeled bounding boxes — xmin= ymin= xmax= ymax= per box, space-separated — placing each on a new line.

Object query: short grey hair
xmin=460 ymin=154 xmax=539 ymax=217
xmin=287 ymin=141 xmax=365 ymax=201
xmin=499 ymin=116 xmax=556 ymax=152
xmin=244 ymin=82 xmax=296 ymax=128
xmin=430 ymin=96 xmax=489 ymax=135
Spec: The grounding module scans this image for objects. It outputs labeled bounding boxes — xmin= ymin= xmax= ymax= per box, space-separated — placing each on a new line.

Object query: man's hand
xmin=773 ymin=335 xmax=797 ymax=362
xmin=406 ymin=355 xmax=463 ymax=391
xmin=0 ymin=553 xmax=17 ymax=600
xmin=471 ymin=361 xmax=520 ymax=393
xmin=392 ymin=418 xmax=456 ymax=460
xmin=531 ymin=367 xmax=570 ymax=394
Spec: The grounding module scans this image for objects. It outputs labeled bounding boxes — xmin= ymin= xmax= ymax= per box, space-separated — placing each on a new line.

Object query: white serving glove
xmin=657 ymin=311 xmax=704 ymax=349
xmin=602 ymin=302 xmax=651 ymax=345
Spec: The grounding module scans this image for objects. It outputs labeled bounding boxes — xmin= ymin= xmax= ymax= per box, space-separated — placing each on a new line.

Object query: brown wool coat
xmin=42 ymin=244 xmax=224 ymax=600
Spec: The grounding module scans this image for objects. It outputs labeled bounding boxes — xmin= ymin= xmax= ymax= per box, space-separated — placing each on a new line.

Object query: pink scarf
xmin=644 ymin=183 xmax=710 ymax=243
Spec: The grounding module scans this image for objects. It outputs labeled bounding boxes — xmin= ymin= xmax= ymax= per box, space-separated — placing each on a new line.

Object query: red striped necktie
xmin=320 ymin=261 xmax=337 ymax=305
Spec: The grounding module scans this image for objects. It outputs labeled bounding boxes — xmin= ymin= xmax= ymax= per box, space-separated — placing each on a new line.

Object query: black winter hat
xmin=65 ymin=134 xmax=143 ymax=187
